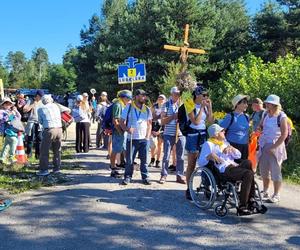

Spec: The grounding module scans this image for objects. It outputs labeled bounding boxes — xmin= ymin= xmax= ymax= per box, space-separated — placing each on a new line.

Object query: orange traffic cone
xmin=16 ymin=132 xmax=27 ymax=164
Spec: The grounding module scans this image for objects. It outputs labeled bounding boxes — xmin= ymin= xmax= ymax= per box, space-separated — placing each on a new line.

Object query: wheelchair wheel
xmin=215 ymin=205 xmax=228 ymax=217
xmin=189 ymin=167 xmax=217 ymax=209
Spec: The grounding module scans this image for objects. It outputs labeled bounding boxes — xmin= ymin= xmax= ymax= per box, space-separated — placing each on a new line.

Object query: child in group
xmin=0 ymin=97 xmax=23 ymax=164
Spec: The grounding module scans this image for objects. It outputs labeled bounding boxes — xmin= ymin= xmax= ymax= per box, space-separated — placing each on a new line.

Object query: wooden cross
xmin=164 ymin=24 xmax=206 ymax=66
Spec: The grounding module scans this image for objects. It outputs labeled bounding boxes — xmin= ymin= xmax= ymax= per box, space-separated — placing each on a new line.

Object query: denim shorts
xmin=112 ymin=131 xmax=126 ymax=153
xmin=185 ymin=130 xmax=207 ymax=153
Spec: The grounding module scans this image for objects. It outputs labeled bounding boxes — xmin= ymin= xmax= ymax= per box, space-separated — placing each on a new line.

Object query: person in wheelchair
xmin=198 ymin=124 xmax=257 ymax=215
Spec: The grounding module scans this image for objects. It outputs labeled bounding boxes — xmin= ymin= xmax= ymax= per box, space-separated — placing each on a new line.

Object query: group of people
xmin=85 ymin=85 xmax=289 ymax=214
xmin=0 ymin=85 xmax=289 ymax=215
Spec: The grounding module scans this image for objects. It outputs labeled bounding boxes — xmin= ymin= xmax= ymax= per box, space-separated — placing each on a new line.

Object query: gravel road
xmin=0 ymin=123 xmax=299 ymax=250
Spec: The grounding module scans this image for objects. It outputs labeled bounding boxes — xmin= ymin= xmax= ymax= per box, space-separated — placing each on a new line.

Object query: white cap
xmin=101 ymin=91 xmax=108 ymax=96
xmin=264 ymin=94 xmax=281 ymax=106
xmin=170 ymin=86 xmax=180 ymax=94
xmin=232 ymin=94 xmax=249 ymax=108
xmin=76 ymin=95 xmax=83 ymax=101
xmin=82 ymin=92 xmax=88 ymax=97
xmin=208 ymin=124 xmax=225 ymax=137
xmin=41 ymin=94 xmax=53 ymax=105
xmin=158 ymin=94 xmax=166 ymax=100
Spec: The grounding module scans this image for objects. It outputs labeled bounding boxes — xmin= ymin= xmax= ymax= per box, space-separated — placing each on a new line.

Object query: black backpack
xmin=225 ymin=112 xmax=249 ymax=135
xmin=178 ymin=104 xmax=191 ymax=136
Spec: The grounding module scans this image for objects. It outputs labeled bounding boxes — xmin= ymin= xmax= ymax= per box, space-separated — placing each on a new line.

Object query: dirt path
xmin=0 ymin=123 xmax=299 ymax=249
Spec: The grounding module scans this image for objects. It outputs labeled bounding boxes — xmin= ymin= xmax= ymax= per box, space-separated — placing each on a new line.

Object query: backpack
xmin=102 ymin=103 xmax=115 ymax=131
xmin=262 ymin=111 xmax=292 ymax=146
xmin=225 ymin=112 xmax=249 ymax=135
xmin=178 ymin=104 xmax=191 ymax=136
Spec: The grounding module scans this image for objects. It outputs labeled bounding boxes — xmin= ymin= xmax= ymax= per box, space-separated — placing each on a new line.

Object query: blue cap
xmin=36 ymin=90 xmax=45 ymax=97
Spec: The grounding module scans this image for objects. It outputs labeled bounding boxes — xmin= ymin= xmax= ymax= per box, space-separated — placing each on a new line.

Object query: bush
xmin=211 ymin=54 xmax=300 ymax=120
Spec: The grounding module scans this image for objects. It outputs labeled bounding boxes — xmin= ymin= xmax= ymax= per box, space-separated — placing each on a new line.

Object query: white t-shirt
xmin=121 ymin=104 xmax=152 ymax=140
xmin=198 ymin=141 xmax=241 ymax=173
xmin=189 ymin=104 xmax=207 ymax=130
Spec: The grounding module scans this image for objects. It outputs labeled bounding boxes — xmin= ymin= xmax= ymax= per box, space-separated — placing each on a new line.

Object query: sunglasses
xmin=201 ymin=93 xmax=209 ymax=97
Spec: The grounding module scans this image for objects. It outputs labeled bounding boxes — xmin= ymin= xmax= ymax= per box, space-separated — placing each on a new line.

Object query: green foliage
xmin=211 ymin=53 xmax=300 ymax=120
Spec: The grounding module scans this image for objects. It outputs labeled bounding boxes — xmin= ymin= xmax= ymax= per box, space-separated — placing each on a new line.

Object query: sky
xmin=0 ymin=0 xmax=266 ymax=64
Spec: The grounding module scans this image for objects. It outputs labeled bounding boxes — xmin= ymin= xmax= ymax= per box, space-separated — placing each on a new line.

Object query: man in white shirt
xmin=120 ymin=89 xmax=152 ymax=185
xmin=198 ymin=124 xmax=256 ymax=215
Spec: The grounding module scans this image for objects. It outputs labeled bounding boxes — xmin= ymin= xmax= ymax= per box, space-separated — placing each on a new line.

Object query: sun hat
xmin=0 ymin=97 xmax=15 ymax=106
xmin=264 ymin=94 xmax=280 ymax=106
xmin=232 ymin=94 xmax=250 ymax=108
xmin=101 ymin=91 xmax=108 ymax=96
xmin=208 ymin=124 xmax=225 ymax=138
xmin=170 ymin=86 xmax=180 ymax=94
xmin=76 ymin=95 xmax=83 ymax=102
xmin=82 ymin=92 xmax=89 ymax=97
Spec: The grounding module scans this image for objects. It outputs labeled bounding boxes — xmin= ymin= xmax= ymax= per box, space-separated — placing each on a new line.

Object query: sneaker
xmin=237 ymin=206 xmax=252 ymax=216
xmin=110 ymin=169 xmax=122 ymax=178
xmin=159 ymin=176 xmax=166 ymax=184
xmin=176 ymin=175 xmax=186 ymax=184
xmin=122 ymin=177 xmax=131 ymax=185
xmin=155 ymin=160 xmax=160 ymax=168
xmin=116 ymin=163 xmax=125 ymax=169
xmin=186 ymin=189 xmax=192 ymax=201
xmin=269 ymin=194 xmax=280 ymax=203
xmin=36 ymin=170 xmax=49 ymax=176
xmin=261 ymin=191 xmax=270 ymax=201
xmin=168 ymin=164 xmax=176 ymax=172
xmin=142 ymin=178 xmax=151 ymax=185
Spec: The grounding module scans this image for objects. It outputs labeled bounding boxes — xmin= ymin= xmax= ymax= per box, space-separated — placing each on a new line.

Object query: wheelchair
xmin=188 ymin=162 xmax=268 ymax=217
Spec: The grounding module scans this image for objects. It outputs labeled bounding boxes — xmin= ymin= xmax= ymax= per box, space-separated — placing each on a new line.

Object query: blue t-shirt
xmin=220 ymin=112 xmax=249 ymax=144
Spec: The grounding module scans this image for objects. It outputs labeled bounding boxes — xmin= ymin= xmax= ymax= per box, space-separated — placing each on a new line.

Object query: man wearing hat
xmin=120 ymin=89 xmax=152 ymax=185
xmin=198 ymin=124 xmax=257 ymax=215
xmin=36 ymin=95 xmax=62 ymax=176
xmin=110 ymin=90 xmax=132 ymax=178
xmin=23 ymin=90 xmax=45 ymax=159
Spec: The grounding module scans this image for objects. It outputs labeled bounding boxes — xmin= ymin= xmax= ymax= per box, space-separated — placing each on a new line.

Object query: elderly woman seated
xmin=198 ymin=124 xmax=256 ymax=215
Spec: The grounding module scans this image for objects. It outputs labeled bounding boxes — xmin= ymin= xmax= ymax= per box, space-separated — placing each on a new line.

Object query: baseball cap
xmin=76 ymin=95 xmax=83 ymax=101
xmin=82 ymin=92 xmax=88 ymax=97
xmin=135 ymin=89 xmax=147 ymax=96
xmin=118 ymin=90 xmax=132 ymax=99
xmin=208 ymin=124 xmax=225 ymax=137
xmin=194 ymin=85 xmax=208 ymax=96
xmin=158 ymin=94 xmax=166 ymax=100
xmin=36 ymin=90 xmax=45 ymax=97
xmin=170 ymin=86 xmax=180 ymax=94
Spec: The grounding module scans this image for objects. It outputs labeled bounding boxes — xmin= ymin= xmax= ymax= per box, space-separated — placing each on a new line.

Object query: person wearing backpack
xmin=109 ymin=90 xmax=132 ymax=178
xmin=95 ymin=92 xmax=110 ymax=149
xmin=184 ymin=85 xmax=214 ymax=200
xmin=257 ymin=95 xmax=288 ymax=203
xmin=120 ymin=89 xmax=152 ymax=185
xmin=0 ymin=98 xmax=22 ymax=165
xmin=220 ymin=94 xmax=250 ymax=161
xmin=159 ymin=86 xmax=186 ymax=185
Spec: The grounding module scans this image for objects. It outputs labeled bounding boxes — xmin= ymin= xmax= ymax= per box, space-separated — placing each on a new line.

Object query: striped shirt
xmin=162 ymin=99 xmax=181 ymax=136
xmin=121 ymin=103 xmax=152 ymax=140
xmin=38 ymin=103 xmax=62 ymax=129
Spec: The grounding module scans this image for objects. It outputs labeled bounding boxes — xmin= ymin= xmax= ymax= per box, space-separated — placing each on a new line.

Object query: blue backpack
xmin=102 ymin=103 xmax=115 ymax=131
